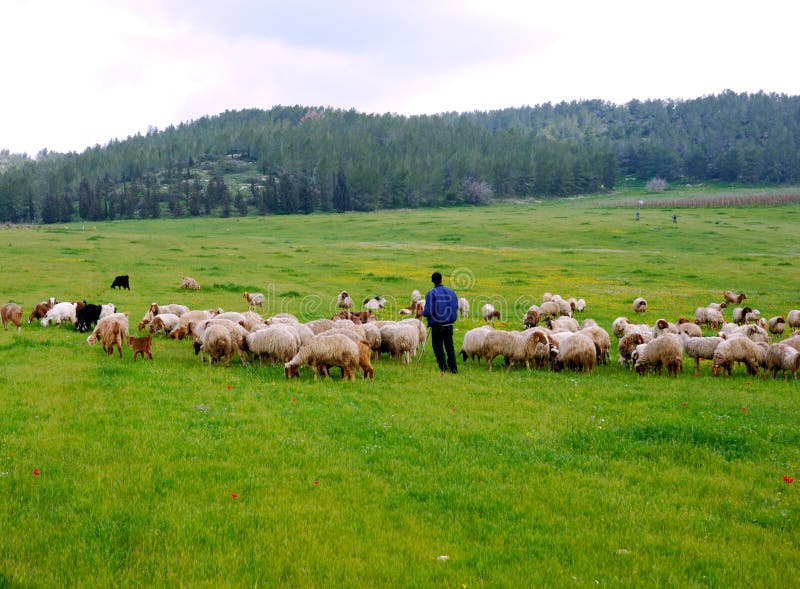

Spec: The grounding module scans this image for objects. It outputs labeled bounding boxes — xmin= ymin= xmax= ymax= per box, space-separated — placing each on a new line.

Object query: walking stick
xmin=416 ymin=326 xmax=432 ymax=365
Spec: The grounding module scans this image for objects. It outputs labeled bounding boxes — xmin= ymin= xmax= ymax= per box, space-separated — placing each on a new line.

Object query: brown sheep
xmin=1 ymin=303 xmax=23 ymax=332
xmin=128 ymin=335 xmax=153 ymax=360
xmin=723 ymin=290 xmax=747 ymax=304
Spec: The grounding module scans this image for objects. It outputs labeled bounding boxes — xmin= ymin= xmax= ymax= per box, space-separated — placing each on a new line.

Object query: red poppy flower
xmin=231 ymin=493 xmax=239 ymax=498
xmin=784 ymin=476 xmax=794 ymax=484
xmin=32 ymin=468 xmax=40 ymax=476
xmin=227 ymin=385 xmax=232 ymax=390
xmin=741 ymin=406 xmax=747 ymax=412
xmin=292 ymin=397 xmax=297 ymax=403
xmin=314 ymin=480 xmax=320 ymax=485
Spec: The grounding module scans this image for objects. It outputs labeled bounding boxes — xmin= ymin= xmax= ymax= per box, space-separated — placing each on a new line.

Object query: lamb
xmin=481 ymin=303 xmax=501 ymax=323
xmin=764 ymin=343 xmax=800 ymax=380
xmin=712 ymin=336 xmax=763 ymax=377
xmin=681 ymin=335 xmax=723 ymax=376
xmin=1 ymin=303 xmax=23 ymax=332
xmin=633 ymin=333 xmax=683 ymax=377
xmin=480 ymin=329 xmax=547 ymax=372
xmin=356 ymin=340 xmax=374 ymax=379
xmin=284 ymin=333 xmax=360 ymax=380
xmin=523 ymin=305 xmax=540 ymax=329
xmin=787 ymin=310 xmax=800 ymax=329
xmin=723 ymin=290 xmax=747 ymax=304
xmin=181 ymin=276 xmax=201 ymax=290
xmin=618 ymin=333 xmax=645 ymax=368
xmin=460 ymin=325 xmax=494 ymax=362
xmin=337 ymin=291 xmax=352 ymax=310
xmin=41 ymin=302 xmax=77 ymax=327
xmin=458 ymin=297 xmax=470 ymax=319
xmin=246 ymin=324 xmax=301 ymax=364
xmin=632 ymin=297 xmax=647 ymax=314
xmin=731 ymin=306 xmax=753 ymax=325
xmin=694 ymin=306 xmax=725 ymax=330
xmin=27 ymin=298 xmax=55 ymax=324
xmin=242 ymin=291 xmax=265 ymax=311
xmin=553 ymin=333 xmax=596 ymax=374
xmin=127 ymin=335 xmax=153 ymax=361
xmin=195 ymin=324 xmax=234 ymax=366
xmin=148 ymin=313 xmax=181 ymax=335
xmin=768 ymin=316 xmax=786 ymax=337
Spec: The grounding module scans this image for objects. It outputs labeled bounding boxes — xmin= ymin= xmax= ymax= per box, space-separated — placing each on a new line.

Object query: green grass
xmin=2 ymin=191 xmax=800 ymax=587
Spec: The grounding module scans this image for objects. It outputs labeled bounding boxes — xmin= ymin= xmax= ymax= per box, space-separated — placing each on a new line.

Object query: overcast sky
xmin=2 ymin=0 xmax=798 ymax=155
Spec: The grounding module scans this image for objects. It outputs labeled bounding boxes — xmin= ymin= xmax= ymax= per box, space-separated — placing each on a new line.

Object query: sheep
xmin=356 ymin=340 xmax=374 ymax=379
xmin=731 ymin=306 xmax=753 ymax=325
xmin=304 ymin=318 xmax=336 ymax=334
xmin=411 ymin=289 xmax=422 ymax=304
xmin=480 ymin=329 xmax=548 ymax=372
xmin=87 ymin=313 xmax=130 ymax=356
xmin=782 ymin=335 xmax=800 ymax=353
xmin=764 ymin=343 xmax=800 ymax=380
xmin=787 ymin=310 xmax=800 ymax=329
xmin=399 ymin=300 xmax=424 ymax=318
xmin=632 ymin=297 xmax=647 ymax=314
xmin=243 ymin=291 xmax=265 ymax=311
xmin=481 ymin=303 xmax=501 ymax=323
xmin=195 ymin=324 xmax=234 ymax=367
xmin=554 ymin=296 xmax=573 ymax=317
xmin=545 ymin=315 xmax=579 ymax=333
xmin=100 ymin=320 xmax=125 ymax=358
xmin=768 ymin=316 xmax=786 ymax=337
xmin=139 ymin=302 xmax=190 ymax=329
xmin=553 ymin=333 xmax=596 ymax=374
xmin=612 ymin=317 xmax=631 ymax=339
xmin=694 ymin=306 xmax=725 ymax=330
xmin=523 ymin=305 xmax=540 ymax=329
xmin=681 ymin=335 xmax=723 ymax=376
xmin=460 ymin=325 xmax=494 ymax=362
xmin=745 ymin=309 xmax=762 ymax=324
xmin=337 ymin=291 xmax=352 ymax=311
xmin=168 ymin=309 xmax=217 ymax=340
xmin=618 ymin=332 xmax=645 ymax=368
xmin=633 ymin=333 xmax=683 ymax=377
xmin=458 ymin=297 xmax=470 ymax=319
xmin=267 ymin=313 xmax=300 ymax=326
xmin=613 ymin=317 xmax=653 ymax=340
xmin=239 ymin=311 xmax=268 ymax=332
xmin=652 ymin=318 xmax=679 ymax=338
xmin=363 ymin=296 xmax=386 ymax=311
xmin=148 ymin=313 xmax=181 ymax=335
xmin=723 ymin=291 xmax=747 ymax=304
xmin=193 ymin=318 xmax=249 ymax=365
xmin=538 ymin=300 xmax=560 ymax=319
xmin=215 ymin=311 xmax=247 ymax=325
xmin=707 ymin=301 xmax=728 ymax=311
xmin=41 ymin=302 xmax=77 ymax=327
xmin=676 ymin=318 xmax=703 ymax=338
xmin=361 ymin=322 xmax=382 ymax=357
xmin=27 ymin=298 xmax=55 ymax=324
xmin=712 ymin=337 xmax=763 ymax=377
xmin=579 ymin=324 xmax=611 ymax=365
xmin=580 ymin=318 xmax=598 ymax=329
xmin=575 ymin=298 xmax=587 ymax=313
xmin=110 ymin=275 xmax=130 ymax=290
xmin=378 ymin=321 xmax=421 ymax=364
xmin=246 ymin=324 xmax=301 ymax=364
xmin=1 ymin=303 xmax=23 ymax=332
xmin=284 ymin=333 xmax=360 ymax=380
xmin=181 ymin=276 xmax=200 ymax=290
xmin=99 ymin=303 xmax=116 ymax=319
xmin=722 ymin=323 xmax=770 ymax=344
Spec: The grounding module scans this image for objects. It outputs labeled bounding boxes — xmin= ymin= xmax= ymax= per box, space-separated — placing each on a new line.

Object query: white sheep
xmin=787 ymin=310 xmax=800 ymax=329
xmin=243 ymin=291 xmax=265 ymax=311
xmin=618 ymin=332 xmax=646 ymax=368
xmin=539 ymin=300 xmax=560 ymax=318
xmin=304 ymin=318 xmax=336 ymax=334
xmin=694 ymin=306 xmax=725 ymax=330
xmin=480 ymin=329 xmax=547 ymax=372
xmin=267 ymin=313 xmax=300 ymax=326
xmin=195 ymin=324 xmax=233 ymax=366
xmin=460 ymin=325 xmax=494 ymax=362
xmin=410 ymin=289 xmax=422 ymax=304
xmin=575 ymin=298 xmax=587 ymax=313
xmin=764 ymin=343 xmax=800 ymax=379
xmin=723 ymin=290 xmax=747 ymax=304
xmin=139 ymin=302 xmax=190 ymax=329
xmin=768 ymin=316 xmax=786 ymax=337
xmin=712 ymin=337 xmax=764 ymax=377
xmin=87 ymin=313 xmax=130 ymax=351
xmin=553 ymin=333 xmax=596 ymax=374
xmin=633 ymin=333 xmax=683 ymax=377
xmin=285 ymin=333 xmax=360 ymax=380
xmin=481 ymin=303 xmax=501 ymax=323
xmin=41 ymin=302 xmax=77 ymax=327
xmin=579 ymin=324 xmax=611 ymax=365
xmin=675 ymin=319 xmax=702 ymax=338
xmin=363 ymin=296 xmax=386 ymax=310
xmin=632 ymin=297 xmax=647 ymax=314
xmin=523 ymin=305 xmax=540 ymax=329
xmin=545 ymin=316 xmax=579 ymax=333
xmin=337 ymin=291 xmax=352 ymax=311
xmin=148 ymin=313 xmax=181 ymax=335
xmin=731 ymin=306 xmax=752 ymax=325
xmin=458 ymin=297 xmax=470 ymax=318
xmin=246 ymin=324 xmax=301 ymax=364
xmin=181 ymin=276 xmax=201 ymax=290
xmin=681 ymin=335 xmax=723 ymax=376
xmin=378 ymin=321 xmax=421 ymax=363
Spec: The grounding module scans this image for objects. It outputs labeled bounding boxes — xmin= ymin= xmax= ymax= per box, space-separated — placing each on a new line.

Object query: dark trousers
xmin=431 ymin=324 xmax=457 ymax=373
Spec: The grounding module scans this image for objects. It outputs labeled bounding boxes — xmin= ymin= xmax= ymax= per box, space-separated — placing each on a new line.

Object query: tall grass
xmin=1 ymin=194 xmax=800 ymax=587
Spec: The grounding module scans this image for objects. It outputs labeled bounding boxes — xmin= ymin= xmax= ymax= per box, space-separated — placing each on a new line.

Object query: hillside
xmin=1 ymin=90 xmax=800 ymax=223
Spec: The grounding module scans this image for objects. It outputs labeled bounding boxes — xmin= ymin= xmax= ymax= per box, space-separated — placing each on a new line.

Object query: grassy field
xmin=2 ymin=188 xmax=800 ymax=587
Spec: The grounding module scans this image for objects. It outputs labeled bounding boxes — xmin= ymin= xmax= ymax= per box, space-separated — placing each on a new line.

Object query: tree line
xmin=1 ymin=90 xmax=799 ymax=223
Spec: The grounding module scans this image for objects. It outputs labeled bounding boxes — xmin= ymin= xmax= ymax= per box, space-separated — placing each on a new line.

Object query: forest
xmin=1 ymin=90 xmax=799 ymax=223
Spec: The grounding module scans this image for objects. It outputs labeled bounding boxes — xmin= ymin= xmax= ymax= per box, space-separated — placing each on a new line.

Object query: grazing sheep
xmin=181 ymin=276 xmax=201 ymax=290
xmin=523 ymin=305 xmax=540 ymax=329
xmin=481 ymin=303 xmax=501 ymax=323
xmin=731 ymin=306 xmax=752 ymax=325
xmin=360 ymin=322 xmax=382 ymax=357
xmin=723 ymin=290 xmax=747 ymax=304
xmin=246 ymin=324 xmax=301 ymax=364
xmin=545 ymin=315 xmax=579 ymax=333
xmin=575 ymin=298 xmax=587 ymax=313
xmin=27 ymin=298 xmax=56 ymax=324
xmin=722 ymin=324 xmax=770 ymax=344
xmin=356 ymin=340 xmax=374 ymax=379
xmin=1 ymin=303 xmax=23 ymax=332
xmin=216 ymin=311 xmax=247 ymax=325
xmin=618 ymin=332 xmax=645 ymax=368
xmin=782 ymin=335 xmax=800 ymax=353
xmin=707 ymin=301 xmax=728 ymax=311
xmin=168 ymin=309 xmax=217 ymax=340
xmin=612 ymin=317 xmax=631 ymax=339
xmin=745 ymin=309 xmax=762 ymax=324
xmin=553 ymin=333 xmax=596 ymax=374
xmin=579 ymin=324 xmax=611 ymax=365
xmin=87 ymin=313 xmax=130 ymax=349
xmin=480 ymin=329 xmax=547 ymax=372
xmin=239 ymin=311 xmax=268 ymax=332
xmin=337 ymin=291 xmax=352 ymax=311
xmin=363 ymin=296 xmax=386 ymax=311
xmin=148 ymin=313 xmax=181 ymax=335
xmin=243 ymin=291 xmax=265 ymax=311
xmin=676 ymin=318 xmax=703 ymax=338
xmin=41 ymin=302 xmax=78 ymax=327
xmin=460 ymin=325 xmax=494 ymax=362
xmin=633 ymin=333 xmax=683 ymax=377
xmin=304 ymin=318 xmax=337 ymax=334
xmin=458 ymin=297 xmax=470 ymax=319
xmin=633 ymin=297 xmax=647 ymax=314
xmin=652 ymin=318 xmax=679 ymax=338
xmin=139 ymin=302 xmax=191 ymax=329
xmin=284 ymin=333 xmax=360 ymax=380
xmin=787 ymin=310 xmax=800 ymax=329
xmin=712 ymin=337 xmax=763 ymax=377
xmin=694 ymin=306 xmax=725 ymax=330
xmin=267 ymin=313 xmax=300 ymax=326
xmin=553 ymin=295 xmax=573 ymax=317
xmin=193 ymin=318 xmax=249 ymax=365
xmin=764 ymin=343 xmax=800 ymax=380
xmin=101 ymin=321 xmax=125 ymax=358
xmin=681 ymin=335 xmax=723 ymax=376
xmin=195 ymin=324 xmax=233 ymax=367
xmin=539 ymin=300 xmax=560 ymax=318
xmin=378 ymin=321 xmax=421 ymax=363
xmin=768 ymin=316 xmax=786 ymax=337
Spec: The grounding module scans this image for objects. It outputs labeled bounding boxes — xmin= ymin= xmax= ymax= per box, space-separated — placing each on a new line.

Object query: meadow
xmin=1 ymin=188 xmax=800 ymax=587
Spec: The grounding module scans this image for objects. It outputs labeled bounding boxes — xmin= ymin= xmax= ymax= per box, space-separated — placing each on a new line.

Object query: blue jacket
xmin=422 ymin=284 xmax=458 ymax=326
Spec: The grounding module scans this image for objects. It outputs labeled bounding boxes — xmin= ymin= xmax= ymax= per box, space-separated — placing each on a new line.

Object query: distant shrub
xmin=462 ymin=178 xmax=493 ymax=204
xmin=646 ymin=177 xmax=668 ymax=192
